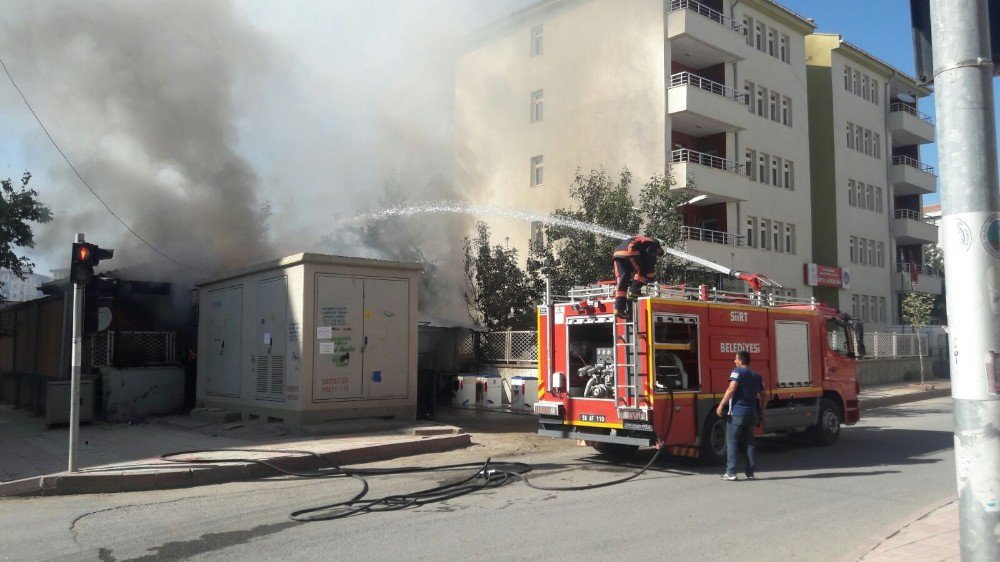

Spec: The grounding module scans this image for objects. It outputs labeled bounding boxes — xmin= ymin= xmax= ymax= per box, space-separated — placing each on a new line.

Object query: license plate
xmin=579 ymin=414 xmax=606 ymax=423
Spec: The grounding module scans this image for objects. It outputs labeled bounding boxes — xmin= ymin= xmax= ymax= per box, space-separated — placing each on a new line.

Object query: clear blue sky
xmin=781 ymin=0 xmax=1000 ymax=207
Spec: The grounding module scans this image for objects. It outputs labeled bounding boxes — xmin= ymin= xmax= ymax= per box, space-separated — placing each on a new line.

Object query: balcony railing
xmin=666 ymin=0 xmax=747 ymax=34
xmin=896 ymin=262 xmax=943 ymax=277
xmin=891 ymin=155 xmax=935 ymax=174
xmin=671 ymin=148 xmax=745 ymax=174
xmin=681 ymin=226 xmax=745 ymax=246
xmin=889 ymin=102 xmax=934 ymax=124
xmin=893 ymin=209 xmax=935 ymax=222
xmin=669 ymin=72 xmax=748 ymax=104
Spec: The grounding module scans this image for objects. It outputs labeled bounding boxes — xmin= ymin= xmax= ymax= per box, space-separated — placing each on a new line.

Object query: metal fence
xmin=829 ymin=331 xmax=929 ymax=359
xmin=479 ymin=331 xmax=538 ymax=364
xmin=88 ymin=331 xmax=178 ymax=368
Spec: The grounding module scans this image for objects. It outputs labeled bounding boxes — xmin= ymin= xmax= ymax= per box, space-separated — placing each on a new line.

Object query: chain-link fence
xmin=478 ymin=331 xmax=538 ymax=364
xmin=88 ymin=331 xmax=178 ymax=368
xmin=829 ymin=331 xmax=928 ymax=359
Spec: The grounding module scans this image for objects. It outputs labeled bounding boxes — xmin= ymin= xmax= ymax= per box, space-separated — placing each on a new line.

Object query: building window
xmin=859 ymin=238 xmax=868 ymax=265
xmin=868 ymin=239 xmax=875 ymax=266
xmin=781 ymin=96 xmax=791 ymax=126
xmin=744 ymin=81 xmax=753 ymax=111
xmin=758 ymin=153 xmax=768 ymax=185
xmin=877 ymin=241 xmax=885 ymax=267
xmin=856 ymin=183 xmax=864 ymax=208
xmin=785 ymin=224 xmax=795 ymax=254
xmin=530 ymin=221 xmax=544 ymax=247
xmin=773 ymin=221 xmax=782 ymax=252
xmin=780 ymin=35 xmax=789 ymax=62
xmin=767 ymin=28 xmax=776 ymax=56
xmin=746 ymin=216 xmax=756 ymax=247
xmin=783 ymin=161 xmax=793 ymax=190
xmin=861 ymin=295 xmax=869 ymax=322
xmin=879 ymin=297 xmax=887 ymax=321
xmin=771 ymin=157 xmax=780 ymax=187
xmin=864 ymin=129 xmax=872 ymax=156
xmin=849 ymin=236 xmax=857 ymax=262
xmin=852 ymin=294 xmax=859 ymax=318
xmin=760 ymin=219 xmax=770 ymax=250
xmin=756 ymin=86 xmax=766 ymax=117
xmin=530 ymin=89 xmax=544 ymax=122
xmin=862 ymin=75 xmax=869 ymax=100
xmin=872 ymin=80 xmax=879 ymax=105
xmin=743 ymin=17 xmax=753 ymax=46
xmin=530 ymin=25 xmax=543 ymax=56
xmin=848 ymin=179 xmax=856 ymax=206
xmin=769 ymin=92 xmax=778 ymax=121
xmin=875 ymin=186 xmax=883 ymax=213
xmin=755 ymin=23 xmax=765 ymax=51
xmin=847 ymin=122 xmax=854 ymax=149
xmin=855 ymin=125 xmax=863 ymax=152
xmin=873 ymin=133 xmax=881 ymax=159
xmin=746 ymin=149 xmax=756 ymax=180
xmin=866 ymin=184 xmax=874 ymax=210
xmin=853 ymin=70 xmax=861 ymax=95
xmin=844 ymin=66 xmax=852 ymax=91
xmin=530 ymin=155 xmax=544 ymax=186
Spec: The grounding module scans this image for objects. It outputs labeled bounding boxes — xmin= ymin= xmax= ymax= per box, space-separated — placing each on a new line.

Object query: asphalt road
xmin=0 ymin=398 xmax=956 ymax=561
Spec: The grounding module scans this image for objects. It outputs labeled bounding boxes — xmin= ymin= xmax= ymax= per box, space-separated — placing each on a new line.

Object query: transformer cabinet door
xmin=255 ymin=276 xmax=288 ymax=402
xmin=205 ymin=286 xmax=242 ymax=397
xmin=313 ymin=275 xmax=364 ymax=400
xmin=362 ymin=278 xmax=410 ymax=399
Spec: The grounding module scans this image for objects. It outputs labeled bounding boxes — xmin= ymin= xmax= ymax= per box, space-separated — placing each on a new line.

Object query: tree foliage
xmin=530 ymin=167 xmax=693 ymax=295
xmin=463 ymin=222 xmax=538 ymax=330
xmin=0 ymin=171 xmax=52 ymax=298
xmin=923 ymin=244 xmax=947 ymax=323
xmin=901 ymin=292 xmax=934 ymax=331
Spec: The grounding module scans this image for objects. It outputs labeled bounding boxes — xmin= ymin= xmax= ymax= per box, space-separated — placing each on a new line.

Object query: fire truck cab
xmin=533 ymin=283 xmax=862 ymax=463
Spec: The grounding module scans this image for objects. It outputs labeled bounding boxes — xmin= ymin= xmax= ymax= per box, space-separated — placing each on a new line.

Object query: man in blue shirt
xmin=716 ymin=350 xmax=765 ymax=480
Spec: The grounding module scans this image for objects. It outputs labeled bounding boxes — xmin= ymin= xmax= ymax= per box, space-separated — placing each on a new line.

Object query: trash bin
xmin=510 ymin=375 xmax=538 ymax=412
xmin=477 ymin=374 xmax=503 ymax=409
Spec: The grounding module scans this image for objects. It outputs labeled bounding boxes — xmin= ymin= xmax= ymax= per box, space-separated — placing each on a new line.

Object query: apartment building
xmin=805 ymin=34 xmax=938 ymax=328
xmin=456 ymin=0 xmax=817 ymax=297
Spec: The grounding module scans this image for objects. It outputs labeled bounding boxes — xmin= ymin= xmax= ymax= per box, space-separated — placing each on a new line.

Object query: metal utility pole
xmin=930 ymin=1 xmax=1000 ymax=558
xmin=68 ymin=233 xmax=85 ymax=472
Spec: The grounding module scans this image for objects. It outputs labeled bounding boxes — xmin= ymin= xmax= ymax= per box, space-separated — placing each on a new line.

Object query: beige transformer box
xmin=196 ymin=253 xmax=421 ymax=427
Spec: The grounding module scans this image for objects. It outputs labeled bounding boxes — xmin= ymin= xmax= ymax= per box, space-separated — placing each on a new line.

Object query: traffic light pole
xmin=68 ymin=233 xmax=84 ymax=472
xmin=930 ymin=1 xmax=1000 ymax=559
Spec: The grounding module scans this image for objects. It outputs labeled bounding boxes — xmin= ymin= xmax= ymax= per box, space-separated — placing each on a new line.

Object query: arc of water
xmin=351 ymin=201 xmax=736 ymax=277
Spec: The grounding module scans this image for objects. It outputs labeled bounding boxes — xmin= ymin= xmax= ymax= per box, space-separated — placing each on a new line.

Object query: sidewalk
xmin=1 ymin=378 xmax=960 ymax=560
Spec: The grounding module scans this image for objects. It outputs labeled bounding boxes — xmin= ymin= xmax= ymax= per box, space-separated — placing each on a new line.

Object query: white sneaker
xmin=720 ymin=474 xmax=738 ymax=481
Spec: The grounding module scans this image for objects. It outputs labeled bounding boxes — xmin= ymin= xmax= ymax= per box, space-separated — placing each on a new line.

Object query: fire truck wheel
xmin=590 ymin=442 xmax=638 ymax=459
xmin=700 ymin=413 xmax=727 ymax=465
xmin=810 ymin=398 xmax=842 ymax=446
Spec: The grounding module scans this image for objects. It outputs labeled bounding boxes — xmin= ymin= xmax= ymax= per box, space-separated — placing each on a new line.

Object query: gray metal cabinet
xmin=255 ymin=277 xmax=288 ymax=402
xmin=206 ymin=286 xmax=242 ymax=397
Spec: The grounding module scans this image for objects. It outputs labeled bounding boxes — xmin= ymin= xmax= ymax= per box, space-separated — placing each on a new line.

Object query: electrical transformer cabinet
xmin=196 ymin=253 xmax=421 ymax=427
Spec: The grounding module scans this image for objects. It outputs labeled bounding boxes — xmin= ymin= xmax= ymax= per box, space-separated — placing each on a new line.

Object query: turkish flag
xmin=910 ymin=263 xmax=919 ymax=284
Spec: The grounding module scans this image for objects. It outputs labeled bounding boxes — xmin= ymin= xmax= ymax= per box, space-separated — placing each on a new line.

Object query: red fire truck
xmin=533 ymin=254 xmax=864 ymax=463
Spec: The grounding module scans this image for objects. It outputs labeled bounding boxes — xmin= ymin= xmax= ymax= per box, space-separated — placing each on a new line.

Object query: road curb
xmin=843 ymin=497 xmax=957 ymax=561
xmin=0 ymin=433 xmax=472 ymax=497
xmin=859 ymin=388 xmax=951 ymax=410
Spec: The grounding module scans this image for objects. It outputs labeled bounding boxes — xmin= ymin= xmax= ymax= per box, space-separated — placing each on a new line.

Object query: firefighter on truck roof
xmin=612 ymin=235 xmax=665 ymax=319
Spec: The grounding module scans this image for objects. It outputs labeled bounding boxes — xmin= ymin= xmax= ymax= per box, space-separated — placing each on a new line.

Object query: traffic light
xmin=70 ymin=242 xmax=114 ymax=285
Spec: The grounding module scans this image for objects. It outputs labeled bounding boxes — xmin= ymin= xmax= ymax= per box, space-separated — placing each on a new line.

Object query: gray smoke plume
xmin=1 ymin=0 xmax=274 ymax=279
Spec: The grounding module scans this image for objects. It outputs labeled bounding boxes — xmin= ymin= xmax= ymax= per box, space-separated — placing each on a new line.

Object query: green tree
xmin=530 ymin=167 xmax=693 ymax=295
xmin=901 ymin=291 xmax=935 ymax=385
xmin=923 ymin=244 xmax=947 ymax=323
xmin=0 ymin=171 xmax=52 ymax=299
xmin=463 ymin=222 xmax=538 ymax=330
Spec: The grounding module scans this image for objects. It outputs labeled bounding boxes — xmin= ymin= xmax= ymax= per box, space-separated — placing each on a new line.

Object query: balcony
xmin=666 ymin=0 xmax=746 ymax=68
xmin=891 ymin=209 xmax=939 ymax=245
xmin=892 ymin=262 xmax=943 ymax=295
xmin=679 ymin=226 xmax=744 ymax=268
xmin=888 ymin=103 xmax=935 ymax=146
xmin=890 ymin=156 xmax=937 ymax=196
xmin=667 ymin=73 xmax=752 ymax=135
xmin=670 ymin=149 xmax=749 ymax=203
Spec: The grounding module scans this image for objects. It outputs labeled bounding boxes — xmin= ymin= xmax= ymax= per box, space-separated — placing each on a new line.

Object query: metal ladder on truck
xmin=614 ymin=303 xmax=645 ymax=406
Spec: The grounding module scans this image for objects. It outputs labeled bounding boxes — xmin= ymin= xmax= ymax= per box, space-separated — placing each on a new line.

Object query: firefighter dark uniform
xmin=613 ymin=236 xmax=664 ymax=318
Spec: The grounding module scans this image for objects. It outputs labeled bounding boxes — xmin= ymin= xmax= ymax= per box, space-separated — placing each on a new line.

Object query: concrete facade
xmin=805 ymin=34 xmax=937 ymax=329
xmin=195 ymin=254 xmax=422 ymax=427
xmin=456 ymin=0 xmax=818 ymax=297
